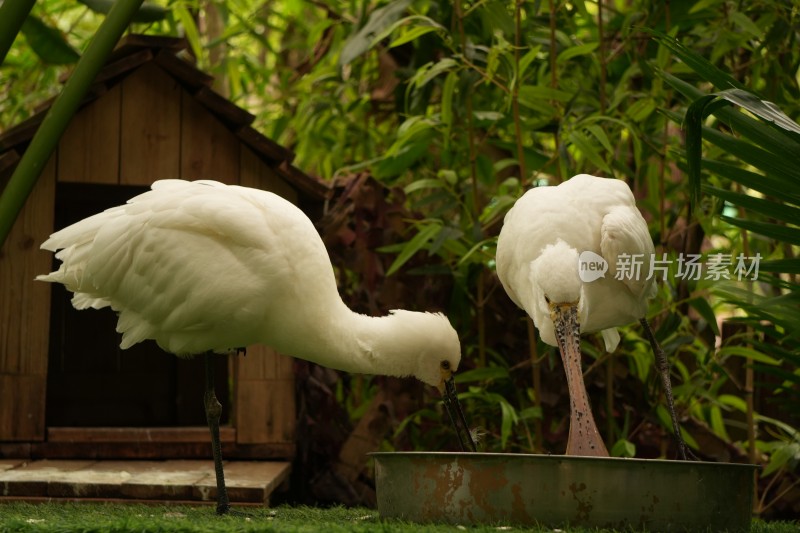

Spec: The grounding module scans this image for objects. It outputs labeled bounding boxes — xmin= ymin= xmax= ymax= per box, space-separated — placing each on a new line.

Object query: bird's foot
xmin=215 ymin=503 xmax=230 ymax=515
xmin=677 ymin=440 xmax=699 ymax=461
xmin=216 ymin=504 xmax=253 ymax=518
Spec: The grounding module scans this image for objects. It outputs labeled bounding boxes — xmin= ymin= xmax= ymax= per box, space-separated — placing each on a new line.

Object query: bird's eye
xmin=440 ymin=360 xmax=451 ymax=371
xmin=544 ymin=295 xmax=551 ymax=304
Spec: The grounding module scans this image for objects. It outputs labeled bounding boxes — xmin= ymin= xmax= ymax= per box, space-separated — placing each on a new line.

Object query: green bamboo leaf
xmin=760 ymin=259 xmax=800 ymax=275
xmin=428 ymin=226 xmax=462 ymax=255
xmin=702 ymin=127 xmax=800 ymax=184
xmin=456 ymin=238 xmax=496 ymax=267
xmin=518 ymin=85 xmax=573 ymax=102
xmin=720 ymin=107 xmax=800 ymax=156
xmin=78 ymin=0 xmax=168 ymax=22
xmin=718 ymin=394 xmax=748 ymax=413
xmin=389 ymin=23 xmax=440 ymax=47
xmin=714 ymin=88 xmax=800 ymax=135
xmin=685 ymin=94 xmax=717 ymax=208
xmin=647 ymin=30 xmax=745 ymax=92
xmin=455 ymin=366 xmax=509 ymax=383
xmin=689 ymin=297 xmax=720 ymax=336
xmin=756 ymin=415 xmax=800 ymax=439
xmin=762 ymin=442 xmax=800 ymax=476
xmin=0 ymin=0 xmax=35 ymax=67
xmin=403 ymin=178 xmax=445 ymax=194
xmin=174 ymin=6 xmax=202 ymax=60
xmin=729 ymin=11 xmax=765 ymax=40
xmin=709 ymin=405 xmax=730 ymax=441
xmin=569 ymin=131 xmax=611 ymax=174
xmin=585 ymin=124 xmax=615 ymax=155
xmin=518 ymin=406 xmax=543 ymax=420
xmin=661 ymin=70 xmax=800 ymax=155
xmin=701 ymin=160 xmax=800 ymax=204
xmin=499 ymin=400 xmax=518 ymax=449
xmin=517 ymin=45 xmax=542 ymax=81
xmin=480 ymin=195 xmax=516 ymax=226
xmin=477 ymin=0 xmax=515 ymax=37
xmin=718 ymin=346 xmax=781 ymax=366
xmin=720 ymin=216 xmax=800 ymax=246
xmin=689 ymin=0 xmax=725 ymax=14
xmin=21 ymin=15 xmax=80 ymax=64
xmin=376 ymin=118 xmax=436 ymax=178
xmin=385 ymin=222 xmax=441 ymax=276
xmin=703 ymin=185 xmax=800 ymax=223
xmin=414 ymin=58 xmax=458 ymax=89
xmin=339 ymin=0 xmax=412 ymax=65
xmin=625 ymin=98 xmax=656 ymax=122
xmin=556 ymin=42 xmax=597 ymax=63
xmin=610 ymin=439 xmax=636 ymax=458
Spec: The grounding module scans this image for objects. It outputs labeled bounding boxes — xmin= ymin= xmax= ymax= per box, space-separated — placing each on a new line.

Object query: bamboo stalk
xmin=548 ymin=0 xmax=562 ymax=182
xmin=527 ymin=317 xmax=544 ymax=453
xmin=597 ymin=0 xmax=607 ymax=117
xmin=513 ymin=1 xmax=543 ymax=452
xmin=597 ymin=0 xmax=615 ymax=445
xmin=0 ymin=0 xmax=145 ymax=248
xmin=454 ymin=0 xmax=485 ymax=366
xmin=737 ymin=186 xmax=758 ymax=514
xmin=0 ymin=0 xmax=35 ymax=67
xmin=512 ymin=0 xmax=527 ymax=187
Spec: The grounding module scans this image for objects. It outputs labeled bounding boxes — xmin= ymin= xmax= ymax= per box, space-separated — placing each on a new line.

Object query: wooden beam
xmin=47 ymin=427 xmax=236 ymax=443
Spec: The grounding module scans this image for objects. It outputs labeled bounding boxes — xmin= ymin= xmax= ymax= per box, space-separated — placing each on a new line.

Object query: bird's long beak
xmin=550 ymin=300 xmax=609 ymax=456
xmin=438 ymin=374 xmax=477 ymax=452
xmin=550 ymin=301 xmax=582 ymax=371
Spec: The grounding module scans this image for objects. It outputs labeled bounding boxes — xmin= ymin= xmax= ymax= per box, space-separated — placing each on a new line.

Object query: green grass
xmin=0 ymin=502 xmax=796 ymax=532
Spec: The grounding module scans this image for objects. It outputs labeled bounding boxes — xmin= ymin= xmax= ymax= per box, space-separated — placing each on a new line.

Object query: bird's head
xmin=529 ymin=240 xmax=587 ymax=346
xmin=383 ymin=310 xmax=460 ymax=389
xmin=386 ymin=310 xmax=476 ymax=451
xmin=526 ymin=240 xmax=589 ymax=389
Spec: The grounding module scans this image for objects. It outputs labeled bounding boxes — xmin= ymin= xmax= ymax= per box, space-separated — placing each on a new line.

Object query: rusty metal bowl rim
xmin=371 ymin=451 xmax=758 ymax=530
xmin=370 ymin=450 xmax=758 ymax=470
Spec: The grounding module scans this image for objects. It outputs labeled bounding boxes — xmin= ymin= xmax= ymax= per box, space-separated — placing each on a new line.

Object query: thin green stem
xmin=0 ymin=0 xmax=36 ymax=67
xmin=454 ymin=0 xmax=484 ymax=366
xmin=0 ymin=0 xmax=145 ymax=247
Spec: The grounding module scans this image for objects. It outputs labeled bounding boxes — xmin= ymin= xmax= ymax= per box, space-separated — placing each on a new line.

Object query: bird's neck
xmin=278 ymin=303 xmax=420 ymax=380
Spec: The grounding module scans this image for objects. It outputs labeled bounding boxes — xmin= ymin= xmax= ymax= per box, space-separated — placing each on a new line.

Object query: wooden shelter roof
xmin=0 ymin=34 xmax=329 ymax=201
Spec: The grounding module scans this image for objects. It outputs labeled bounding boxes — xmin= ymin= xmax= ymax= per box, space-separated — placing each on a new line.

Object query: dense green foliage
xmin=2 ymin=0 xmax=798 ymax=519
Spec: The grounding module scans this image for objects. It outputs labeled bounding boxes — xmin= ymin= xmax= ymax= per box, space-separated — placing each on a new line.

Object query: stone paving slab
xmin=0 ymin=459 xmax=290 ymax=504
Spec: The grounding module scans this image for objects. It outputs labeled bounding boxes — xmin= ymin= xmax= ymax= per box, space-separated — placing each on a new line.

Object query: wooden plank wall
xmin=59 ymin=85 xmax=121 ymax=184
xmin=0 ymin=157 xmax=55 ymax=441
xmin=181 ymin=93 xmax=239 ymax=182
xmin=120 ymin=63 xmax=181 ymax=185
xmin=236 ymin=147 xmax=298 ymax=449
xmin=1 ymin=61 xmax=297 ymax=456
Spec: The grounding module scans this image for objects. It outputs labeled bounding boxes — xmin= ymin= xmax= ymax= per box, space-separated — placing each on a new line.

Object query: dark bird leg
xmin=640 ymin=318 xmax=696 ymax=461
xmin=204 ymin=352 xmax=231 ymax=514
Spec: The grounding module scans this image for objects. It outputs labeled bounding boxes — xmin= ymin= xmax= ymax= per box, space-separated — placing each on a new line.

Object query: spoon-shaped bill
xmin=442 ymin=377 xmax=477 ymax=452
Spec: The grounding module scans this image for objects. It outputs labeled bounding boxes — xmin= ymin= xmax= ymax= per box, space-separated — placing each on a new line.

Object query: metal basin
xmin=372 ymin=452 xmax=756 ymax=531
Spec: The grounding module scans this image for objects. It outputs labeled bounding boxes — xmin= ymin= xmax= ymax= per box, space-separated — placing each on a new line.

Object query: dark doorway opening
xmin=45 ymin=182 xmax=229 ymax=428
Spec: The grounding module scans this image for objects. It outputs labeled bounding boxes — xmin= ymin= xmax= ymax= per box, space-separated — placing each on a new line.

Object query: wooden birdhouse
xmin=0 ymin=35 xmax=328 ymax=482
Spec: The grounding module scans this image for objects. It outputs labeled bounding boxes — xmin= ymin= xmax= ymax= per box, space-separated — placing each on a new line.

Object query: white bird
xmin=37 ymin=179 xmax=476 ymax=514
xmin=496 ymin=174 xmax=687 ymax=458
